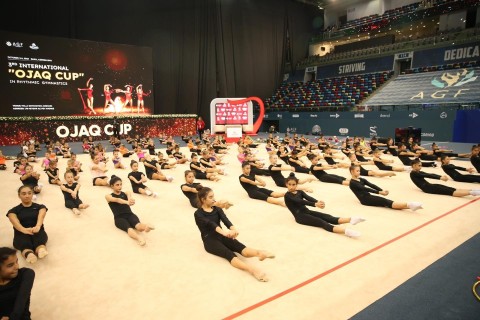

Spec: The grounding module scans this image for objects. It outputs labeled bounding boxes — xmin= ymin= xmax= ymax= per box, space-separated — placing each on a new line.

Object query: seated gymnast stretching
xmin=349 ymin=164 xmax=423 ymax=211
xmin=105 ymin=175 xmax=155 ymax=246
xmin=268 ymin=154 xmax=314 ymax=192
xmin=308 ymin=154 xmax=350 ymax=186
xmin=194 ymin=187 xmax=274 ymax=282
xmin=0 ymin=247 xmax=35 ymax=319
xmin=410 ymin=159 xmax=480 ymax=197
xmin=284 ymin=175 xmax=364 ymax=237
xmin=128 ymin=160 xmax=158 ymax=197
xmin=239 ymin=162 xmax=285 ymax=207
xmin=60 ymin=171 xmax=90 ymax=215
xmin=440 ymin=156 xmax=480 ymax=183
xmin=7 ymin=186 xmax=49 ymax=264
xmin=181 ymin=170 xmax=233 ymax=209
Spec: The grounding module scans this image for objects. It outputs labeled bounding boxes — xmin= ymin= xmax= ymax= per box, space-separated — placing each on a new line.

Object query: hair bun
xmin=288 ymin=172 xmax=295 ymax=177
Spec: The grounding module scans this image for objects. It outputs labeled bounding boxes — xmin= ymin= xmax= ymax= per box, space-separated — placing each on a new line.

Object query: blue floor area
xmin=351 ymin=233 xmax=480 ymax=320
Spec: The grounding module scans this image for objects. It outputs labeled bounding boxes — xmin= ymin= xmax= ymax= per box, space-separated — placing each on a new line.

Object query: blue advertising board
xmin=412 ymin=42 xmax=480 ymax=68
xmin=264 ymin=110 xmax=455 ymax=141
xmin=315 ymin=56 xmax=394 ymax=79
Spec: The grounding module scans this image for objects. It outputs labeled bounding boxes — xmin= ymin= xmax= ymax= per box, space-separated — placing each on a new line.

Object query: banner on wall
xmin=315 ymin=56 xmax=394 ymax=79
xmin=412 ymin=42 xmax=480 ymax=68
xmin=1 ymin=30 xmax=154 ymax=117
xmin=0 ymin=116 xmax=196 ymax=146
xmin=265 ymin=110 xmax=455 ymax=141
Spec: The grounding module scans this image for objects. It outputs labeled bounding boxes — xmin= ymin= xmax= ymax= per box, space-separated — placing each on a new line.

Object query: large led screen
xmin=1 ymin=30 xmax=154 ymax=116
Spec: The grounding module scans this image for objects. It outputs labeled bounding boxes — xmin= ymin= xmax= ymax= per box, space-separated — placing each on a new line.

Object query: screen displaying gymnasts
xmin=1 ymin=30 xmax=154 ymax=117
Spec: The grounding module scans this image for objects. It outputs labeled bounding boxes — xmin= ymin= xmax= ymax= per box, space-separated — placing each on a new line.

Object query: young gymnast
xmin=268 ymin=154 xmax=314 ymax=192
xmin=199 ymin=150 xmax=225 ymax=175
xmin=143 ymin=154 xmax=174 ymax=182
xmin=348 ymin=153 xmax=396 ymax=177
xmin=172 ymin=145 xmax=188 ymax=164
xmin=60 ymin=171 xmax=89 ymax=215
xmin=45 ymin=160 xmax=62 ymax=185
xmin=112 ymin=150 xmax=125 ymax=169
xmin=181 ymin=170 xmax=232 ymax=208
xmin=239 ymin=162 xmax=285 ymax=206
xmin=372 ymin=149 xmax=410 ymax=172
xmin=308 ymin=154 xmax=350 ymax=186
xmin=7 ymin=186 xmax=49 ymax=264
xmin=349 ymin=164 xmax=423 ymax=211
xmin=190 ymin=153 xmax=219 ymax=181
xmin=65 ymin=159 xmax=80 ymax=181
xmin=0 ymin=150 xmax=6 ymax=170
xmin=71 ymin=153 xmax=83 ymax=173
xmin=440 ymin=156 xmax=480 ymax=183
xmin=20 ymin=164 xmax=43 ymax=195
xmin=287 ymin=150 xmax=311 ymax=174
xmin=470 ymin=145 xmax=480 ymax=172
xmin=90 ymin=154 xmax=109 ymax=186
xmin=397 ymin=143 xmax=436 ymax=167
xmin=284 ymin=175 xmax=363 ymax=237
xmin=128 ymin=160 xmax=158 ymax=197
xmin=105 ymin=175 xmax=155 ymax=246
xmin=410 ymin=159 xmax=480 ymax=197
xmin=323 ymin=146 xmax=351 ymax=168
xmin=0 ymin=247 xmax=35 ymax=319
xmin=194 ymin=187 xmax=274 ymax=282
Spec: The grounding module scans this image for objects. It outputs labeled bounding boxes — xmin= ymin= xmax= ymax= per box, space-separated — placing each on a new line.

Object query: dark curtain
xmin=0 ymin=0 xmax=314 ymax=125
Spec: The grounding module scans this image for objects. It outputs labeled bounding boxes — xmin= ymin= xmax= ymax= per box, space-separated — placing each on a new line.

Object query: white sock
xmin=407 ymin=202 xmax=423 ymax=211
xmin=38 ymin=182 xmax=44 ymax=188
xmin=345 ymin=228 xmax=361 ymax=238
xmin=32 ymin=194 xmax=37 ymax=201
xmin=152 ymin=192 xmax=158 ymax=198
xmin=350 ymin=216 xmax=366 ymax=225
xmin=145 ymin=190 xmax=152 ymax=196
xmin=167 ymin=176 xmax=174 ymax=182
xmin=404 ymin=166 xmax=412 ymax=172
xmin=470 ymin=190 xmax=480 ymax=196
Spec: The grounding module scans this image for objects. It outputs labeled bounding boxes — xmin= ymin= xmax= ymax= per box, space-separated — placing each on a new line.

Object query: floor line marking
xmin=223 ymin=197 xmax=480 ymax=320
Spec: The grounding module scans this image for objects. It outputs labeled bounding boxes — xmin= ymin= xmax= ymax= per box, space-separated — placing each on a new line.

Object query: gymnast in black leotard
xmin=308 ymin=154 xmax=349 ymax=186
xmin=181 ymin=170 xmax=233 ymax=209
xmin=239 ymin=162 xmax=285 ymax=206
xmin=194 ymin=187 xmax=274 ymax=282
xmin=349 ymin=165 xmax=422 ymax=211
xmin=287 ymin=150 xmax=310 ymax=174
xmin=128 ymin=160 xmax=157 ymax=197
xmin=60 ymin=171 xmax=89 ymax=215
xmin=190 ymin=153 xmax=219 ymax=181
xmin=105 ymin=175 xmax=155 ymax=246
xmin=284 ymin=175 xmax=363 ymax=237
xmin=372 ymin=149 xmax=409 ymax=172
xmin=348 ymin=153 xmax=395 ymax=178
xmin=410 ymin=159 xmax=479 ymax=197
xmin=268 ymin=154 xmax=314 ymax=192
xmin=440 ymin=156 xmax=480 ymax=183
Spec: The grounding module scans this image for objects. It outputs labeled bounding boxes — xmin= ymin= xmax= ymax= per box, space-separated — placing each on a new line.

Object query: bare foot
xmin=137 ymin=238 xmax=146 ymax=246
xmin=305 ymin=188 xmax=313 ymax=193
xmin=144 ymin=225 xmax=155 ymax=232
xmin=26 ymin=253 xmax=38 ymax=264
xmin=37 ymin=248 xmax=49 ymax=259
xmin=252 ymin=269 xmax=269 ymax=282
xmin=258 ymin=251 xmax=275 ymax=261
xmin=79 ymin=204 xmax=89 ymax=209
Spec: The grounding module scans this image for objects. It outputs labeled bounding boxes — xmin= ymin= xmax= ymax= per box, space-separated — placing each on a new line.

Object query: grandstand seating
xmin=366 ymin=66 xmax=480 ymax=106
xmin=266 ymin=71 xmax=392 ymax=111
